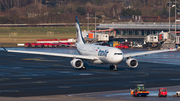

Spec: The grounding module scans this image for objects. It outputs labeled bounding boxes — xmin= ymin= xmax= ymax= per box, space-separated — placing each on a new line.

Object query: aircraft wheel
xmin=109 ymin=65 xmax=114 ymax=70
xmin=82 ymin=66 xmax=86 ymax=70
xmin=113 ymin=65 xmax=118 ymax=71
xmin=109 ymin=65 xmax=118 ymax=71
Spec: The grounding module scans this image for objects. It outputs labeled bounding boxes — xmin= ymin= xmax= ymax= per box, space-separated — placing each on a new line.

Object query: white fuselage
xmin=76 ymin=43 xmax=124 ymax=64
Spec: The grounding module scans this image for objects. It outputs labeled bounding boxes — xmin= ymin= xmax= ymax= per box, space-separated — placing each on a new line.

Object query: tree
xmin=161 ymin=7 xmax=168 ymax=17
xmin=121 ymin=8 xmax=142 ymax=16
xmin=0 ymin=0 xmax=33 ymax=11
xmin=135 ymin=9 xmax=142 ymax=15
xmin=122 ymin=8 xmax=135 ymax=16
xmin=76 ymin=7 xmax=86 ymax=15
xmin=171 ymin=7 xmax=176 ymax=16
xmin=0 ymin=17 xmax=8 ymax=23
xmin=109 ymin=4 xmax=123 ymax=17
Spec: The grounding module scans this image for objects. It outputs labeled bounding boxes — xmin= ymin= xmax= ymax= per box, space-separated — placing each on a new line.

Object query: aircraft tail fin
xmin=75 ymin=16 xmax=85 ymax=44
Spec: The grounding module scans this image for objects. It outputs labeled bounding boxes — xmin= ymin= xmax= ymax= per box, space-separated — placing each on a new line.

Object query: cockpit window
xmin=114 ymin=53 xmax=122 ymax=55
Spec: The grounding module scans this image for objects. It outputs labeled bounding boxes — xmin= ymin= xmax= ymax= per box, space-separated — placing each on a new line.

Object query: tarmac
xmin=0 ymin=48 xmax=179 ymax=101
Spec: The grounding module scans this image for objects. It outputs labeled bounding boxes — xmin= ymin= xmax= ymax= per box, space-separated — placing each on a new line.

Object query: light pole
xmin=95 ymin=12 xmax=96 ymax=34
xmin=169 ymin=0 xmax=171 ymax=32
xmin=93 ymin=13 xmax=98 ymax=39
xmin=87 ymin=13 xmax=89 ymax=31
xmin=172 ymin=3 xmax=176 ymax=35
xmin=175 ymin=2 xmax=177 ymax=35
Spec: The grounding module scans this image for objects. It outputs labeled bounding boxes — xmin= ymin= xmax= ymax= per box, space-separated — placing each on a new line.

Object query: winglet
xmin=175 ymin=45 xmax=179 ymax=50
xmin=1 ymin=46 xmax=7 ymax=51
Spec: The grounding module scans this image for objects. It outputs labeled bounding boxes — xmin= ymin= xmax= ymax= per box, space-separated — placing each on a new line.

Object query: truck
xmin=158 ymin=88 xmax=167 ymax=97
xmin=130 ymin=84 xmax=149 ymax=97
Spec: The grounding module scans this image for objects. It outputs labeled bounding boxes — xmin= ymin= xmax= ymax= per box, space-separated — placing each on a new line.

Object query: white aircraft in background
xmin=2 ymin=16 xmax=177 ymax=71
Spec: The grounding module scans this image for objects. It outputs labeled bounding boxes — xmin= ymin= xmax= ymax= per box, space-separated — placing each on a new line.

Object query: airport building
xmin=96 ymin=23 xmax=180 ymax=37
xmin=96 ymin=23 xmax=180 ymax=46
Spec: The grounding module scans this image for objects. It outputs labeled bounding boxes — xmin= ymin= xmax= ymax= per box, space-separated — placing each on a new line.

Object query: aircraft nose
xmin=106 ymin=48 xmax=123 ymax=64
xmin=107 ymin=54 xmax=123 ymax=64
xmin=115 ymin=55 xmax=123 ymax=63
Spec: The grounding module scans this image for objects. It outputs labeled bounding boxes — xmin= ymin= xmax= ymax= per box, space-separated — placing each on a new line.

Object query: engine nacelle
xmin=126 ymin=58 xmax=138 ymax=68
xmin=70 ymin=59 xmax=83 ymax=69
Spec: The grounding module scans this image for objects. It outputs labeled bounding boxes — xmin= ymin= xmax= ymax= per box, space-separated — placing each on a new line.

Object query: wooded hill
xmin=0 ymin=0 xmax=178 ymax=24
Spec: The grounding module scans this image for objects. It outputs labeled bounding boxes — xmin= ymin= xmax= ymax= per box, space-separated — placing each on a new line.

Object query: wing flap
xmin=7 ymin=50 xmax=98 ymax=60
xmin=123 ymin=48 xmax=177 ymax=58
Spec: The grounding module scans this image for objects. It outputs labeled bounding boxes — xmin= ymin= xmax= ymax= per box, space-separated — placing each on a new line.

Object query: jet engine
xmin=70 ymin=59 xmax=83 ymax=69
xmin=126 ymin=58 xmax=138 ymax=68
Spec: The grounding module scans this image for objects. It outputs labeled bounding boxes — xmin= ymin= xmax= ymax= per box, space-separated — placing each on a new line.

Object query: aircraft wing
xmin=93 ymin=42 xmax=104 ymax=45
xmin=123 ymin=48 xmax=177 ymax=58
xmin=6 ymin=50 xmax=99 ymax=60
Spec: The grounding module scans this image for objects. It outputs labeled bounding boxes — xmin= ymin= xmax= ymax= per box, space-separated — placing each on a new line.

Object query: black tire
xmin=109 ymin=65 xmax=114 ymax=70
xmin=141 ymin=95 xmax=147 ymax=97
xmin=82 ymin=66 xmax=86 ymax=70
xmin=134 ymin=94 xmax=139 ymax=97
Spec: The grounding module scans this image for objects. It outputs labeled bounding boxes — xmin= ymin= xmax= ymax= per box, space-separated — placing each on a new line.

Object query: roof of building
xmin=97 ymin=23 xmax=180 ymax=30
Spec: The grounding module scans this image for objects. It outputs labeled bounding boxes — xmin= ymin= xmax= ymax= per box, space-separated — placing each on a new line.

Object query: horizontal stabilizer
xmin=1 ymin=46 xmax=7 ymax=51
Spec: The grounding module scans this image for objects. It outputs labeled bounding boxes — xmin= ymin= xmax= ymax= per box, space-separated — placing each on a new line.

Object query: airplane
xmin=2 ymin=16 xmax=177 ymax=71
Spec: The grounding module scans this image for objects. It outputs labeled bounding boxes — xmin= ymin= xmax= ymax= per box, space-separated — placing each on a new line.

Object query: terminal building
xmin=96 ymin=23 xmax=180 ymax=46
xmin=97 ymin=22 xmax=180 ymax=37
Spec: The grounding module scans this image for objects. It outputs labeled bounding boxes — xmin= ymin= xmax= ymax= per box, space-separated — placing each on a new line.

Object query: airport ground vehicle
xmin=44 ymin=43 xmax=59 ymax=48
xmin=59 ymin=42 xmax=70 ymax=47
xmin=44 ymin=43 xmax=51 ymax=48
xmin=37 ymin=43 xmax=44 ymax=48
xmin=24 ymin=43 xmax=31 ymax=48
xmin=158 ymin=88 xmax=167 ymax=97
xmin=131 ymin=84 xmax=149 ymax=97
xmin=31 ymin=43 xmax=38 ymax=48
xmin=115 ymin=44 xmax=129 ymax=49
xmin=25 ymin=42 xmax=73 ymax=48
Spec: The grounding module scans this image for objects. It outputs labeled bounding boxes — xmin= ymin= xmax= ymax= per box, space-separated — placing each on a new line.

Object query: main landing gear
xmin=77 ymin=65 xmax=86 ymax=70
xmin=109 ymin=65 xmax=118 ymax=71
xmin=80 ymin=62 xmax=88 ymax=70
xmin=81 ymin=65 xmax=86 ymax=70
